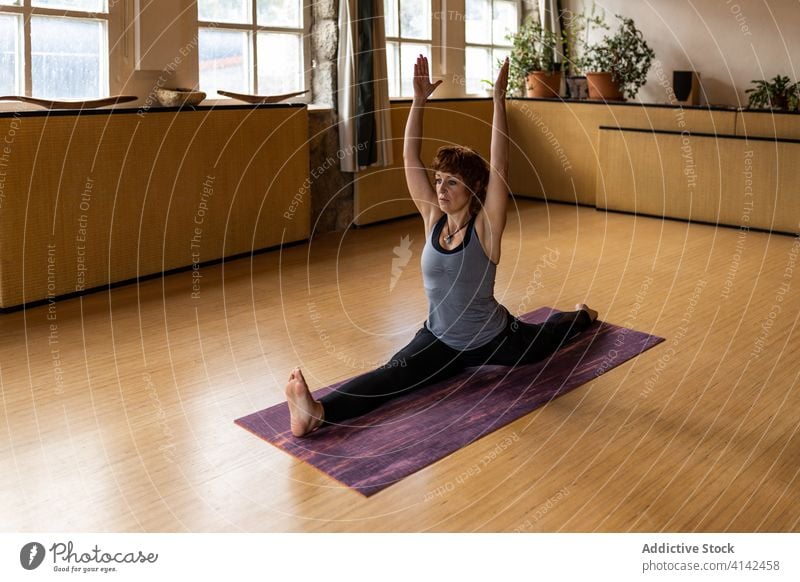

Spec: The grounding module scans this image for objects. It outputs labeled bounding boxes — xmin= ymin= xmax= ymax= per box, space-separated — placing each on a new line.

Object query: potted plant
xmin=506 ymin=16 xmax=562 ymax=98
xmin=745 ymin=75 xmax=799 ymax=110
xmin=582 ymin=15 xmax=655 ymax=101
xmin=561 ymin=2 xmax=608 ymax=99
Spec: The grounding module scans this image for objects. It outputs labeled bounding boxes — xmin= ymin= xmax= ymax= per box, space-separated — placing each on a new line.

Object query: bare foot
xmin=575 ymin=303 xmax=598 ymax=322
xmin=285 ymin=367 xmax=324 ymax=437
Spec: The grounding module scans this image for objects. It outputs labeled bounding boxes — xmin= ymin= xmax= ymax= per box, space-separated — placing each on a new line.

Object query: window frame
xmin=196 ymin=0 xmax=311 ymax=102
xmin=463 ymin=0 xmax=520 ymax=96
xmin=0 ymin=0 xmax=114 ymax=98
xmin=384 ymin=0 xmax=434 ymax=98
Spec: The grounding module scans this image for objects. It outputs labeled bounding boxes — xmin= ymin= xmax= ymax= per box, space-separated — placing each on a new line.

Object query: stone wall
xmin=311 ymin=0 xmax=339 ymax=110
xmin=307 ymin=109 xmax=354 ymax=234
xmin=308 ymin=0 xmax=357 ymax=235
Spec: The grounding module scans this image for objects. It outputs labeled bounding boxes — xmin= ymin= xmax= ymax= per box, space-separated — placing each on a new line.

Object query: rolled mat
xmin=235 ymin=307 xmax=664 ymax=496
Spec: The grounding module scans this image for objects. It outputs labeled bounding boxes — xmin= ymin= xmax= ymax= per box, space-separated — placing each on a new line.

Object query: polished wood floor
xmin=2 ymin=199 xmax=798 ymax=532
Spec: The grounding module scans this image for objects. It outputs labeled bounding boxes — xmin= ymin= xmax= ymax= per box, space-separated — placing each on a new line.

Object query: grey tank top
xmin=421 ymin=214 xmax=508 ymax=350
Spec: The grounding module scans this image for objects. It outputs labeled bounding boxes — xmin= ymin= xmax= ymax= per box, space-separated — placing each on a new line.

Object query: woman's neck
xmin=446 ymin=210 xmax=472 ymax=230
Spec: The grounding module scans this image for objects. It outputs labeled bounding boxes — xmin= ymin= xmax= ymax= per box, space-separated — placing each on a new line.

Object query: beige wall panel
xmin=597 ymin=128 xmax=800 ymax=234
xmin=355 ymin=100 xmax=493 ymax=226
xmin=508 ymin=101 xmax=606 ymax=204
xmin=596 ymin=130 xmax=719 ymax=222
xmin=0 ymin=107 xmax=309 ymax=308
xmin=354 ymin=105 xmax=414 ymax=225
xmin=736 ymin=111 xmax=800 ymax=140
xmin=722 ymin=140 xmax=800 ymax=233
xmin=508 ymin=100 xmax=735 ymax=206
xmin=597 ymin=129 xmax=723 ymax=223
xmin=356 ymin=100 xmax=737 ymax=220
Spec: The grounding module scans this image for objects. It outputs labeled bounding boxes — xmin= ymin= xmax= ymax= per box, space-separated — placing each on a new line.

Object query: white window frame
xmin=463 ymin=0 xmax=519 ymax=95
xmin=197 ymin=0 xmax=311 ymax=101
xmin=385 ymin=0 xmax=433 ymax=98
xmin=0 ymin=0 xmax=114 ymax=97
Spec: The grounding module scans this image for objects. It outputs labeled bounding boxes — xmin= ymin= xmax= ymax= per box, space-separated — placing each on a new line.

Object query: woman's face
xmin=434 ymin=171 xmax=472 ymax=214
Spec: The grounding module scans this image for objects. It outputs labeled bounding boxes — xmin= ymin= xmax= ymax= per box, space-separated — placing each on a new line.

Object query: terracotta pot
xmin=770 ymin=96 xmax=789 ymax=110
xmin=586 ymin=72 xmax=625 ymax=101
xmin=526 ymin=71 xmax=563 ymax=98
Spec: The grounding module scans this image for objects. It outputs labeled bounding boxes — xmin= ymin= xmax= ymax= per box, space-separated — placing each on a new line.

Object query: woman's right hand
xmin=413 ymin=55 xmax=442 ymax=103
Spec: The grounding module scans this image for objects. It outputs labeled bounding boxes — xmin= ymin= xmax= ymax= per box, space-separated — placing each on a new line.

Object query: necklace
xmin=444 ymin=218 xmax=470 ymax=244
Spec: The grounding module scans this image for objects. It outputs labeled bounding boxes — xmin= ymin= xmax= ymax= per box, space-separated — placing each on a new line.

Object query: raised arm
xmin=483 ymin=58 xmax=510 ymax=233
xmin=404 ymin=55 xmax=443 ymax=229
xmin=472 ymin=58 xmax=510 ymax=264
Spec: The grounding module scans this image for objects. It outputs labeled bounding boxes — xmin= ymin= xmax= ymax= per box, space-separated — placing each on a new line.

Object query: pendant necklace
xmin=445 ymin=219 xmax=469 ymax=244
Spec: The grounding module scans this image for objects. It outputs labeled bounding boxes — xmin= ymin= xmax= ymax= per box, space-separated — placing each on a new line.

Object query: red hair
xmin=431 ymin=146 xmax=489 ymax=216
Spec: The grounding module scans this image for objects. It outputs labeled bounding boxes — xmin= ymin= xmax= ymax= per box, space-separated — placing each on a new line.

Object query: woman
xmin=286 ymin=56 xmax=597 ymax=437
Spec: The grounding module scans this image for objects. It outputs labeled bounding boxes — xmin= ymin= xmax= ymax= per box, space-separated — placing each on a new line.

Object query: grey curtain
xmin=337 ymin=0 xmax=393 ymax=172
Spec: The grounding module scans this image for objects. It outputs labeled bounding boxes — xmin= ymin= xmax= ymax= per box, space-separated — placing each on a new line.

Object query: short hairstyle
xmin=431 ymin=145 xmax=489 ymax=216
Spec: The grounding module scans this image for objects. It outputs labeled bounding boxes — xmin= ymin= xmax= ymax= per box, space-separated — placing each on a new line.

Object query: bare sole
xmin=285 ymin=368 xmax=323 ymax=437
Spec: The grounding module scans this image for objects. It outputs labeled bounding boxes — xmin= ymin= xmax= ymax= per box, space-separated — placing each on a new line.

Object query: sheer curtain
xmin=337 ymin=0 xmax=393 ymax=173
xmin=539 ymin=0 xmax=563 ymax=66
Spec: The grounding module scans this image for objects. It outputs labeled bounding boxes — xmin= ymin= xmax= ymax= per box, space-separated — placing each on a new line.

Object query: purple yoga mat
xmin=235 ymin=307 xmax=664 ymax=496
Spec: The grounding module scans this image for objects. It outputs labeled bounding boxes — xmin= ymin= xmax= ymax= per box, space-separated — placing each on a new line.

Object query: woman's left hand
xmin=494 ymin=58 xmax=509 ymax=101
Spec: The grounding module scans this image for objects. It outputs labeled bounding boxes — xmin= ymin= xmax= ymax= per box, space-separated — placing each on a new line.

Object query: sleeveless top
xmin=420 ymin=214 xmax=508 ymax=350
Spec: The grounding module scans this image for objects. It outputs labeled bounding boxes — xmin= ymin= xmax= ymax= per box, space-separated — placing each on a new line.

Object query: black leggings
xmin=320 ymin=309 xmax=593 ymax=425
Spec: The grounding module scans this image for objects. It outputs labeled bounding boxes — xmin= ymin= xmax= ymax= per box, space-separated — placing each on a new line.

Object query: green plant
xmin=582 ymin=15 xmax=655 ymax=99
xmin=745 ymin=75 xmax=799 ymax=110
xmin=560 ymin=2 xmax=608 ymax=76
xmin=790 ymin=84 xmax=800 ymax=111
xmin=506 ymin=17 xmax=562 ymax=95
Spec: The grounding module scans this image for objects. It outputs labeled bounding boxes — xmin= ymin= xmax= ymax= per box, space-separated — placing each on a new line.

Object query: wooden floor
xmin=2 ymin=199 xmax=799 ymax=532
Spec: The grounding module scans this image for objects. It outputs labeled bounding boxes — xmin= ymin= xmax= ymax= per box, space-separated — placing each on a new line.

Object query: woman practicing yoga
xmin=286 ymin=56 xmax=597 ymax=437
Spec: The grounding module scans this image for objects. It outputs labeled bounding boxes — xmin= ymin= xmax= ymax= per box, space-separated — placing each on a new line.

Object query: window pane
xmin=492 ymin=47 xmax=509 ymax=78
xmin=493 ymin=0 xmax=517 ymax=46
xmin=465 ymin=46 xmax=490 ymax=95
xmin=32 ymin=0 xmax=106 ymax=11
xmin=386 ymin=40 xmax=399 ymax=97
xmin=257 ymin=32 xmax=302 ymax=93
xmin=199 ymin=27 xmax=251 ymax=98
xmin=384 ymin=0 xmax=398 ymax=38
xmin=257 ymin=0 xmax=300 ymax=28
xmin=400 ymin=0 xmax=430 ymax=40
xmin=0 ymin=14 xmax=20 ymax=95
xmin=399 ymin=42 xmax=429 ymax=97
xmin=465 ymin=0 xmax=490 ymax=45
xmin=197 ymin=0 xmax=251 ymax=24
xmin=31 ymin=16 xmax=107 ymax=99
xmin=0 ymin=0 xmax=22 ymax=5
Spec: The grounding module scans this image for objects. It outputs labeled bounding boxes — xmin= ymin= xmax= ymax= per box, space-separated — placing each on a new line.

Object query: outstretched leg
xmin=470 ymin=304 xmax=598 ymax=367
xmin=286 ymin=327 xmax=464 ymax=436
xmin=319 ymin=327 xmax=463 ymax=426
xmin=535 ymin=303 xmax=597 ymax=347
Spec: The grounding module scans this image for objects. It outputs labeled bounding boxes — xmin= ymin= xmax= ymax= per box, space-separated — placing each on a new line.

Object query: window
xmin=197 ymin=0 xmax=308 ymax=99
xmin=464 ymin=0 xmax=517 ymax=95
xmin=0 ymin=0 xmax=109 ymax=99
xmin=384 ymin=0 xmax=431 ymax=98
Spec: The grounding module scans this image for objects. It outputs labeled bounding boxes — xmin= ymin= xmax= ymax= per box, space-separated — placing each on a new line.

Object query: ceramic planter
xmin=526 ymin=71 xmax=563 ymax=98
xmin=586 ymin=72 xmax=625 ymax=101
